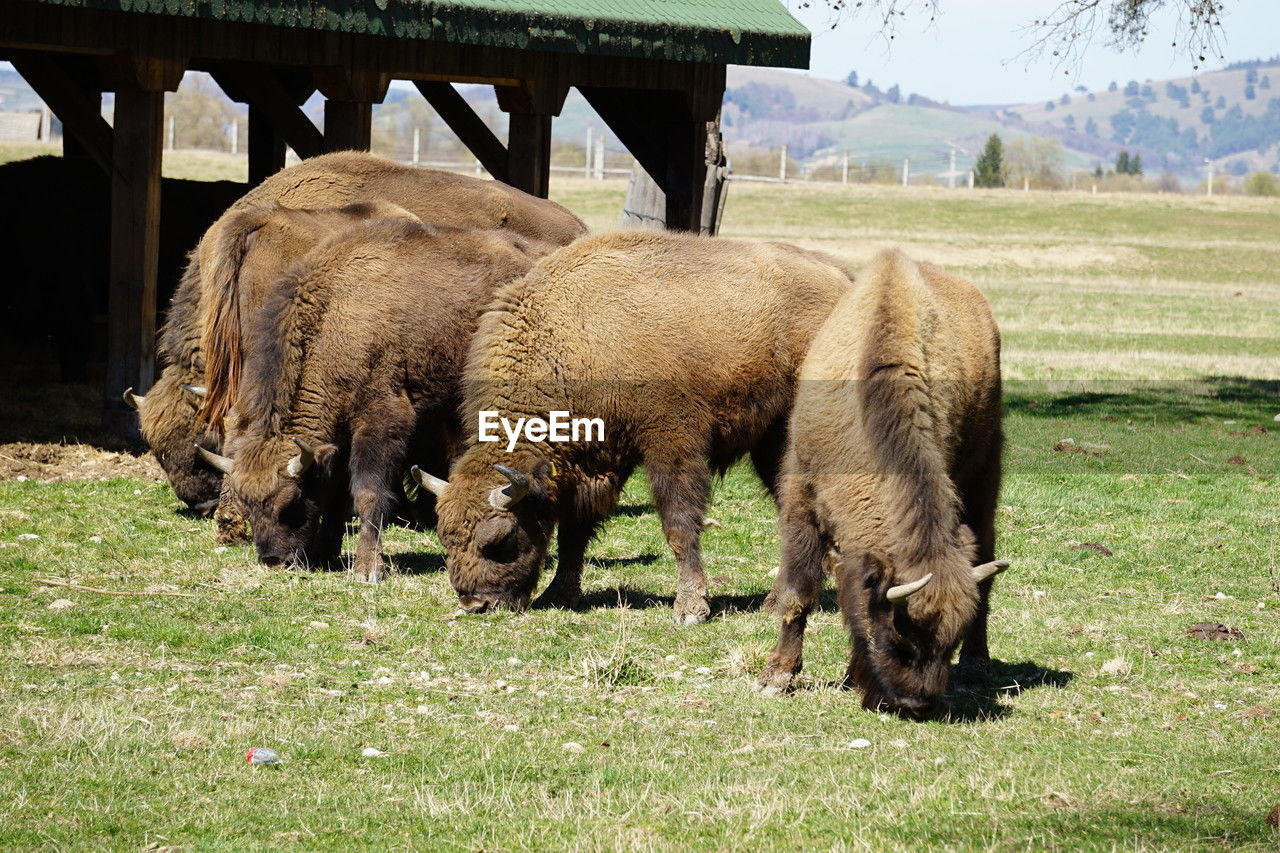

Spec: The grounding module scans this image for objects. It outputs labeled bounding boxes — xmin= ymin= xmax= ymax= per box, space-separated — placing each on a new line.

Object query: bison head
xmin=841 ymin=529 xmax=1007 ymax=718
xmin=209 ymin=436 xmax=341 ymax=568
xmin=129 ymin=375 xmax=222 ymax=515
xmin=413 ymin=454 xmax=555 ymax=613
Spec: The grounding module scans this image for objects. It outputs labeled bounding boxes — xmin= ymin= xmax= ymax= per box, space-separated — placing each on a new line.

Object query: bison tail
xmin=856 ymin=249 xmax=959 ymax=566
xmin=197 ymin=209 xmax=270 ymax=427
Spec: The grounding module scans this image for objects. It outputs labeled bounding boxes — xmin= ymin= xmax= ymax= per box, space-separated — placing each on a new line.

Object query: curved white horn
xmin=886 ymin=572 xmax=934 ymax=603
xmin=410 ymin=465 xmax=449 ymax=497
xmin=286 ymin=437 xmax=315 ymax=478
xmin=488 ymin=464 xmax=529 ymax=510
xmin=970 ymin=560 xmax=1009 ymax=583
xmin=122 ymin=388 xmax=145 ymax=410
xmin=196 ymin=444 xmax=235 ymax=474
xmin=180 ymin=384 xmax=208 ymax=397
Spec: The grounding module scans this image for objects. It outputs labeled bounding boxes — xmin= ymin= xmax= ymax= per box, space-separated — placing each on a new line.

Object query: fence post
xmin=842 ymin=151 xmax=849 ymax=184
xmin=594 ymin=136 xmax=605 ymax=180
xmin=229 ymin=119 xmax=238 ymax=155
xmin=412 ymin=126 xmax=420 ymax=165
xmin=948 ymin=146 xmax=956 ymax=189
xmin=901 ymin=158 xmax=909 ymax=186
xmin=968 ymin=170 xmax=974 ymax=189
xmin=585 ymin=127 xmax=593 ymax=178
xmin=779 ymin=144 xmax=787 ymax=182
xmin=167 ymin=115 xmax=175 ymax=151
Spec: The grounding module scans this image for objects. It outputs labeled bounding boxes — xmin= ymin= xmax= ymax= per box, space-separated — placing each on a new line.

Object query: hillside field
xmin=1 ymin=162 xmax=1278 ymax=849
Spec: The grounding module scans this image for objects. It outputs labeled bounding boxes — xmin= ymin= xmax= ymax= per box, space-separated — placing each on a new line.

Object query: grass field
xmin=1 ymin=151 xmax=1278 ymax=850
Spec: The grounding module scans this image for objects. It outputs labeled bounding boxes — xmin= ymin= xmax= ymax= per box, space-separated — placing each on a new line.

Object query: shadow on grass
xmin=938 ymin=659 xmax=1075 ymax=723
xmin=574 ymin=584 xmax=839 ymax=615
xmin=1006 ymin=377 xmax=1279 ymax=423
xmin=393 ymin=551 xmax=446 ymax=575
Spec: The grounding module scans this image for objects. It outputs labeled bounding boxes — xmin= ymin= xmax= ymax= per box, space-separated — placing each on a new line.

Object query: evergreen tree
xmin=1246 ymin=67 xmax=1258 ymax=84
xmin=1109 ymin=81 xmax=1119 ymax=91
xmin=1261 ymin=75 xmax=1271 ymax=90
xmin=1085 ymin=117 xmax=1099 ymax=136
xmin=845 ymin=70 xmax=859 ymax=88
xmin=1191 ymin=79 xmax=1201 ymax=94
xmin=1131 ymin=153 xmax=1143 ymax=175
xmin=973 ymin=133 xmax=1004 ymax=188
xmin=1115 ymin=150 xmax=1131 ymax=174
xmin=1245 ymin=83 xmax=1256 ymax=100
xmin=1124 ymin=80 xmax=1140 ymax=96
xmin=1094 ymin=163 xmax=1104 ymax=179
xmin=886 ymin=84 xmax=901 ymax=103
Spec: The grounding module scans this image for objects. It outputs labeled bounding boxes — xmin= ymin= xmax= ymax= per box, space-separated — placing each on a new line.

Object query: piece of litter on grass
xmin=133 ymin=489 xmax=142 ymax=495
xmin=1214 ymin=591 xmax=1232 ymax=600
xmin=562 ymin=741 xmax=586 ymax=755
xmin=361 ymin=747 xmax=386 ymax=758
xmin=88 ymin=536 xmax=103 ymax=543
xmin=503 ymin=724 xmax=520 ymax=732
xmin=1214 ymin=703 xmax=1227 ymax=710
xmin=309 ymin=621 xmax=330 ymax=629
xmin=18 ymin=533 xmax=39 ymax=540
xmin=1033 ymin=590 xmax=1047 ymax=599
xmin=213 ymin=546 xmax=227 ymax=554
xmin=695 ymin=666 xmax=712 ymax=675
xmin=849 ymin=738 xmax=871 ymax=749
xmin=47 ymin=598 xmax=74 ymax=610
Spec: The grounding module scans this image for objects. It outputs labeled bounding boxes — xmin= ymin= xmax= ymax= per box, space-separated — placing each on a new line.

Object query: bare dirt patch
xmin=0 ymin=442 xmax=161 ymax=483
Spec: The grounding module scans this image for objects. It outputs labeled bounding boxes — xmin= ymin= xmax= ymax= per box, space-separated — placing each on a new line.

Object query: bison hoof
xmin=673 ymin=594 xmax=710 ymax=625
xmin=953 ymin=657 xmax=991 ymax=691
xmin=533 ymin=587 xmax=581 ymax=610
xmin=354 ymin=565 xmax=387 ymax=584
xmin=755 ymin=666 xmax=795 ymax=696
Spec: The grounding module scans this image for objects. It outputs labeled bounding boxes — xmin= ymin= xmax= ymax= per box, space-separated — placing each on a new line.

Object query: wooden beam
xmin=579 ymin=87 xmax=667 ymax=188
xmin=211 ymin=67 xmax=324 ymax=159
xmin=414 ymin=80 xmax=508 ymax=181
xmin=247 ymin=104 xmax=286 ymax=186
xmin=103 ymin=84 xmax=165 ymax=436
xmin=504 ymin=111 xmax=552 ymax=197
xmin=10 ymin=52 xmax=113 ymax=173
xmin=663 ymin=119 xmax=708 ymax=233
xmin=322 ymin=99 xmax=372 ymax=152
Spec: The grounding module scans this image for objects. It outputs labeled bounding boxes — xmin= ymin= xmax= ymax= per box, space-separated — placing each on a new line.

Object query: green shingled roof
xmin=22 ymin=0 xmax=811 ymax=67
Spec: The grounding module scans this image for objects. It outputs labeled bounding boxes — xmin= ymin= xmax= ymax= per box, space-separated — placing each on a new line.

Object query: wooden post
xmin=323 ymin=100 xmax=372 ymax=152
xmin=103 ymin=86 xmax=166 ymax=436
xmin=664 ymin=118 xmax=707 ymax=232
xmin=412 ymin=126 xmax=420 ymax=165
xmin=247 ymin=103 xmax=286 ymax=186
xmin=506 ymin=111 xmax=553 ymax=196
xmin=842 ymin=151 xmax=849 ymax=184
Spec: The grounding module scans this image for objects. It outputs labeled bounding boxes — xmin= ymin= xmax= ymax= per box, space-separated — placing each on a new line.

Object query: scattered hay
xmin=0 ymin=441 xmax=161 ymax=483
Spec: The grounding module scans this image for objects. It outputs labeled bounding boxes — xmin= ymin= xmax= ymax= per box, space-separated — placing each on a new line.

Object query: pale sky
xmin=785 ymin=0 xmax=1280 ymax=104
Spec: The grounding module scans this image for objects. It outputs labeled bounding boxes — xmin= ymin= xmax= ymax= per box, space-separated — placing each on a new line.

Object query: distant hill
xmin=990 ymin=58 xmax=1280 ymax=178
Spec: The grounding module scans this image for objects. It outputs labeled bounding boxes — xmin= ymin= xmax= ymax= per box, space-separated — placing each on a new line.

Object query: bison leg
xmin=213 ymin=478 xmax=250 ymax=545
xmin=645 ymin=456 xmax=713 ymax=625
xmin=350 ymin=413 xmax=414 ymax=584
xmin=748 ymin=418 xmax=788 ymax=502
xmin=955 ymin=434 xmax=1003 ymax=689
xmin=758 ymin=479 xmax=826 ymax=695
xmin=536 ymin=472 xmax=626 ymax=609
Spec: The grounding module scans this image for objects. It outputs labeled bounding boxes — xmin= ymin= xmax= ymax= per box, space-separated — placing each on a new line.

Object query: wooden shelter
xmin=0 ymin=0 xmax=810 ymax=435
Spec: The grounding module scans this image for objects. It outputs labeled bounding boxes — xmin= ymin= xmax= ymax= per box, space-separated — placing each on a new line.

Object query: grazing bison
xmin=756 ymin=248 xmax=1007 ymax=717
xmin=129 ymin=151 xmax=587 ymax=516
xmin=126 ymin=200 xmax=423 ymax=520
xmin=411 ymin=230 xmax=852 ymax=622
xmin=0 ymin=156 xmax=240 ymax=381
xmin=197 ymin=219 xmax=553 ymax=582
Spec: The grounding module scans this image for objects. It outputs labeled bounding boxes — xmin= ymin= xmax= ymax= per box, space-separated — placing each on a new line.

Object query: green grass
xmin=2 ymin=172 xmax=1279 ymax=850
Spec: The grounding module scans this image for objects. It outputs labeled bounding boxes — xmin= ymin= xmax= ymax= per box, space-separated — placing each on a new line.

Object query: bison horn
xmin=886 ymin=572 xmax=934 ymax=603
xmin=489 ymin=464 xmax=529 ymax=510
xmin=196 ymin=445 xmax=235 ymax=475
xmin=180 ymin=384 xmax=208 ymax=397
xmin=409 ymin=465 xmax=450 ymax=497
xmin=286 ymin=437 xmax=315 ymax=478
xmin=970 ymin=559 xmax=1010 ymax=583
xmin=122 ymin=388 xmax=145 ymax=410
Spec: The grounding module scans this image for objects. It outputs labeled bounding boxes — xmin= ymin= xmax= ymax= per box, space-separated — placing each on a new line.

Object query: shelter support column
xmin=247 ymin=104 xmax=286 ymax=186
xmin=317 ymin=68 xmax=388 ymax=153
xmin=101 ymin=55 xmax=184 ymax=437
xmin=496 ymin=80 xmax=567 ymax=198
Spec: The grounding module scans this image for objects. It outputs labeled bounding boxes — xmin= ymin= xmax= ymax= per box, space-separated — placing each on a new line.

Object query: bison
xmin=197 ymin=218 xmax=554 ymax=582
xmin=411 ymin=230 xmax=853 ymax=623
xmin=128 ymin=151 xmax=587 ymax=517
xmin=756 ymin=248 xmax=1008 ymax=718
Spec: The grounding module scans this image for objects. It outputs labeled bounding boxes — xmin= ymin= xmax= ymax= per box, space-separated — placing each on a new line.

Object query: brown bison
xmin=128 ymin=151 xmax=587 ymax=516
xmin=197 ymin=218 xmax=554 ymax=582
xmin=756 ymin=248 xmax=1008 ymax=717
xmin=411 ymin=230 xmax=853 ymax=622
xmin=126 ymin=200 xmax=422 ymax=521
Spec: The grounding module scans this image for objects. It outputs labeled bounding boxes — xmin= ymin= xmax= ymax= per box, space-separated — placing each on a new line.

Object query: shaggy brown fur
xmin=418 ymin=230 xmax=853 ymax=622
xmin=224 ymin=219 xmax=553 ymax=582
xmin=757 ymin=248 xmax=1004 ymax=717
xmin=136 ymin=151 xmax=587 ymax=515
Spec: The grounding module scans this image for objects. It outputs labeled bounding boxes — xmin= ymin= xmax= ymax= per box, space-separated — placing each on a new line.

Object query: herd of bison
xmin=19 ymin=151 xmax=1015 ymax=719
